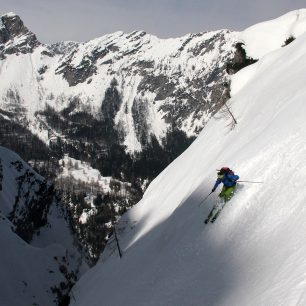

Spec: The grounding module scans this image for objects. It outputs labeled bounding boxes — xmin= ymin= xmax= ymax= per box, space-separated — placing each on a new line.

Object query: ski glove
xmin=211 ymin=188 xmax=216 ymax=192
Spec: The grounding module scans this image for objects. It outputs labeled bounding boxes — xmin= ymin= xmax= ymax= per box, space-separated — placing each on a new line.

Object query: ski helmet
xmin=218 ymin=167 xmax=231 ymax=175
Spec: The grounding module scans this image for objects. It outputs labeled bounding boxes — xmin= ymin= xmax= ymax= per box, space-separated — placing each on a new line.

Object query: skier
xmin=205 ymin=167 xmax=239 ymax=224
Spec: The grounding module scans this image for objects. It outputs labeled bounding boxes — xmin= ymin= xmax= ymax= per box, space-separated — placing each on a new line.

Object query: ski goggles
xmin=217 ymin=174 xmax=224 ymax=179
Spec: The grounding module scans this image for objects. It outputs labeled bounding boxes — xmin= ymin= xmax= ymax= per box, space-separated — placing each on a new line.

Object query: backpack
xmin=218 ymin=167 xmax=234 ymax=175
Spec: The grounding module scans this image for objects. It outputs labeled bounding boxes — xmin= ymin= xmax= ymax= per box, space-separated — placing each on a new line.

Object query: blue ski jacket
xmin=213 ymin=173 xmax=239 ymax=190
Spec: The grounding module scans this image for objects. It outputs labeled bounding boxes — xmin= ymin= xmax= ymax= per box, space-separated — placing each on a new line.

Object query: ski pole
xmin=198 ymin=192 xmax=213 ymax=207
xmin=237 ymin=180 xmax=264 ymax=184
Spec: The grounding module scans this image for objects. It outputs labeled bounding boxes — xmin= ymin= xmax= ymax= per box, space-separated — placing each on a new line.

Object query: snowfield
xmin=241 ymin=9 xmax=306 ymax=59
xmin=71 ymin=19 xmax=306 ymax=306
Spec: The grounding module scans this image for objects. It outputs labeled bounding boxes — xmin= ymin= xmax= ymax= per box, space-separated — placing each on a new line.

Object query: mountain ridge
xmin=1 ymin=9 xmax=305 ymax=152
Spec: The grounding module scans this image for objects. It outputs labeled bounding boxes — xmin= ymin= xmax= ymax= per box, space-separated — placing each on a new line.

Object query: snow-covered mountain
xmin=0 ymin=13 xmax=233 ymax=152
xmin=70 ymin=11 xmax=306 ymax=306
xmin=1 ymin=9 xmax=305 ymax=152
xmin=0 ymin=146 xmax=87 ymax=306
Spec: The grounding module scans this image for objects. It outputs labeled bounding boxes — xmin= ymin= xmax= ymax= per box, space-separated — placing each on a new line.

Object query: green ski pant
xmin=219 ymin=185 xmax=235 ymax=202
xmin=207 ymin=185 xmax=236 ymax=222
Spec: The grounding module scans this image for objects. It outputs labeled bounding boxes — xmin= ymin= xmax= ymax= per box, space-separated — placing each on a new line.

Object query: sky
xmin=1 ymin=0 xmax=305 ymax=43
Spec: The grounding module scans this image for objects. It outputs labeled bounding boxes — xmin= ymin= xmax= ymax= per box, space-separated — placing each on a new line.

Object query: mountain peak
xmin=1 ymin=12 xmax=18 ymax=18
xmin=0 ymin=12 xmax=40 ymax=55
xmin=1 ymin=12 xmax=29 ymax=39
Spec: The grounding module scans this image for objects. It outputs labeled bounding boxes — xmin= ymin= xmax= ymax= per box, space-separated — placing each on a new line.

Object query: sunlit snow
xmin=71 ymin=14 xmax=306 ymax=306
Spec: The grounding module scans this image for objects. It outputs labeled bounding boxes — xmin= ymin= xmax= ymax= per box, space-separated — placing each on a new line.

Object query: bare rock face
xmin=8 ymin=163 xmax=55 ymax=242
xmin=1 ymin=13 xmax=29 ymax=39
xmin=0 ymin=13 xmax=40 ymax=56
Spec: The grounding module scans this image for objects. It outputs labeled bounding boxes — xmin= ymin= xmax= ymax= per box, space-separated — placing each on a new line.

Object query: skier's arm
xmin=212 ymin=179 xmax=221 ymax=192
xmin=228 ymin=174 xmax=239 ymax=182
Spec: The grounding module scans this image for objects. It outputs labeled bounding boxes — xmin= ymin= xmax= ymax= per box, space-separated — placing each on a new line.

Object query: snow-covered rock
xmin=58 ymin=155 xmax=112 ymax=193
xmin=2 ymin=9 xmax=305 ymax=152
xmin=71 ymin=16 xmax=306 ymax=306
xmin=0 ymin=12 xmax=39 ymax=55
xmin=0 ymin=146 xmax=87 ymax=306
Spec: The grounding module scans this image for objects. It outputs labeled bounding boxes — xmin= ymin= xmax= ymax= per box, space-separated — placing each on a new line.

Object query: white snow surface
xmin=3 ymin=12 xmax=17 ymax=18
xmin=240 ymin=9 xmax=306 ymax=59
xmin=71 ymin=29 xmax=306 ymax=306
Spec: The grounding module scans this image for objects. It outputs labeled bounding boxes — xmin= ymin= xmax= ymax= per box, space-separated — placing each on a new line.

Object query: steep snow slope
xmin=241 ymin=9 xmax=306 ymax=58
xmin=0 ymin=146 xmax=87 ymax=306
xmin=71 ymin=28 xmax=306 ymax=306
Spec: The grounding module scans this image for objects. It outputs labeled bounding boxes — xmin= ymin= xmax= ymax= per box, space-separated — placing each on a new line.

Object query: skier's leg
xmin=223 ymin=186 xmax=235 ymax=202
xmin=206 ymin=187 xmax=226 ymax=222
xmin=218 ymin=186 xmax=226 ymax=199
xmin=211 ymin=199 xmax=226 ymax=222
xmin=205 ymin=199 xmax=222 ymax=223
xmin=211 ymin=186 xmax=236 ymax=222
xmin=206 ymin=205 xmax=218 ymax=221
